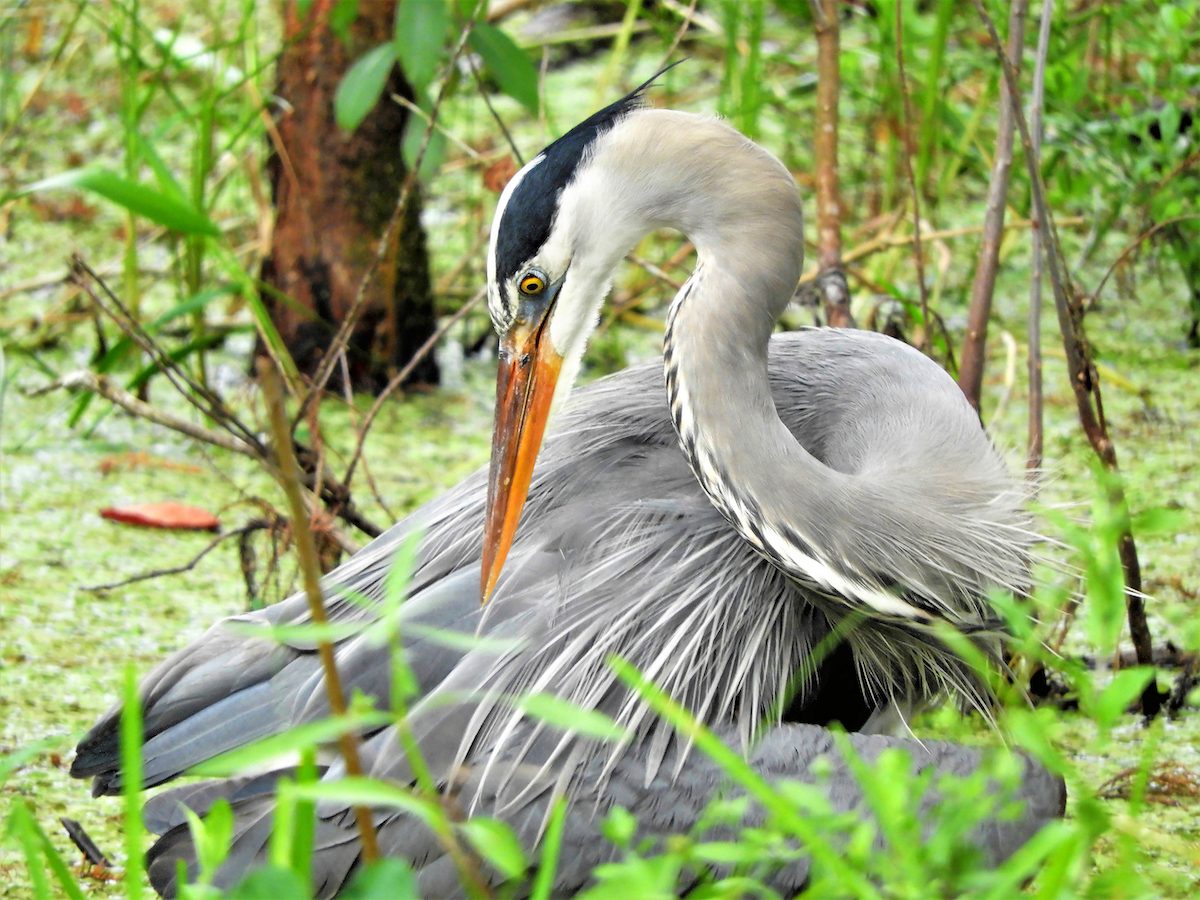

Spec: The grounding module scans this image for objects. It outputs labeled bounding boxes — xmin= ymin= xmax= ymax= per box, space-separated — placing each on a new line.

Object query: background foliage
xmin=1 ymin=0 xmax=1198 ymax=897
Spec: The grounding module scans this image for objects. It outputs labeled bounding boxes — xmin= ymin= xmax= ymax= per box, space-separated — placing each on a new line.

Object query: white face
xmin=484 ymin=118 xmax=657 ymax=412
xmin=486 ymin=147 xmax=626 ymax=411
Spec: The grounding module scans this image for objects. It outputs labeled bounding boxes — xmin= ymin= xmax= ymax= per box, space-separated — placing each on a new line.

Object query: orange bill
xmin=481 ymin=320 xmax=563 ymax=603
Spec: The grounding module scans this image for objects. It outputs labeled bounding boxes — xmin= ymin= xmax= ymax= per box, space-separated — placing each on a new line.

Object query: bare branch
xmin=82 ymin=521 xmax=269 ymax=592
xmin=970 ymin=0 xmax=1161 ymax=717
xmin=32 ymin=371 xmax=256 ymax=457
xmin=959 ymin=0 xmax=1028 ymax=410
xmin=893 ymin=0 xmax=931 ymax=352
xmin=259 ymin=357 xmax=381 ymax=862
xmin=1027 ymin=0 xmax=1054 ymax=475
xmin=343 ymin=289 xmax=485 ymax=487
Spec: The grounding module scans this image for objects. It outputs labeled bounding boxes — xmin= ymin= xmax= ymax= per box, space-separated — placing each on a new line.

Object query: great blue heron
xmin=72 ymin=79 xmax=1064 ymax=896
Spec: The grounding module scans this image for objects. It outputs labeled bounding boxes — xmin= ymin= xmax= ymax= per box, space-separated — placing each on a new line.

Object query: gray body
xmin=72 ymin=99 xmax=1063 ymax=896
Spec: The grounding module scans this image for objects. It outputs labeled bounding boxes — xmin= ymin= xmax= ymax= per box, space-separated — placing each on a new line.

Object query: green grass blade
xmin=18 ymin=168 xmax=219 ymax=236
xmin=189 ymin=710 xmax=391 ymax=777
xmin=529 ymin=794 xmax=567 ymax=900
xmin=469 ymin=24 xmax=539 ymax=113
xmin=121 ymin=663 xmax=145 ymax=900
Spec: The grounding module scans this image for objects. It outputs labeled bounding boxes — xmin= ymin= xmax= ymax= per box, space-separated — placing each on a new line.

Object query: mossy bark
xmin=262 ymin=1 xmax=437 ymax=392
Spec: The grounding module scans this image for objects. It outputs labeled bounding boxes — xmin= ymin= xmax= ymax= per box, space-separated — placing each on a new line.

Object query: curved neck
xmin=582 ymin=110 xmax=933 ymax=622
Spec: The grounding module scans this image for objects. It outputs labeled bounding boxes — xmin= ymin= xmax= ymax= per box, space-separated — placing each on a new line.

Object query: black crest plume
xmin=493 ymin=62 xmax=686 ymax=291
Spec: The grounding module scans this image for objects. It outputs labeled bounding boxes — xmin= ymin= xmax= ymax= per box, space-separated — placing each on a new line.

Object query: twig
xmin=1091 ymin=213 xmax=1200 ymax=304
xmin=811 ymin=0 xmax=854 ymax=328
xmin=82 ymin=521 xmax=269 ymax=592
xmin=258 ymin=357 xmax=380 ymax=862
xmin=958 ymin=0 xmax=1028 ymax=410
xmin=1027 ymin=0 xmax=1054 ymax=475
xmin=971 ymin=0 xmax=1161 ymax=717
xmin=32 ymin=371 xmax=255 ymax=456
xmin=70 ymin=257 xmax=264 ymax=452
xmin=295 ymin=0 xmax=488 ymax=426
xmin=343 ymin=290 xmax=485 ymax=487
xmin=464 ymin=53 xmax=524 ymax=167
xmin=893 ymin=1 xmax=931 ymax=351
xmin=842 ymin=216 xmax=1082 ymax=264
xmin=659 ymin=0 xmax=699 ymax=69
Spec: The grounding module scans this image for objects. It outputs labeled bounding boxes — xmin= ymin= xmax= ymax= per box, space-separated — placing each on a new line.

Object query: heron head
xmin=480 ymin=76 xmax=661 ymax=602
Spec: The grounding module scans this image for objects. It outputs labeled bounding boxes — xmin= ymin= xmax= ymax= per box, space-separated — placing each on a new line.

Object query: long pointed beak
xmin=481 ymin=320 xmax=563 ymax=603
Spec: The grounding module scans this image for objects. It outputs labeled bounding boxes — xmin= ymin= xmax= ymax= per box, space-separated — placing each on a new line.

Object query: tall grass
xmin=2 ymin=473 xmax=1187 ymax=897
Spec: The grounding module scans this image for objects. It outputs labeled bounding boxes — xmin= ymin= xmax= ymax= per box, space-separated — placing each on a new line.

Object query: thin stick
xmin=1091 ymin=213 xmax=1200 ymax=303
xmin=811 ymin=0 xmax=854 ymax=328
xmin=971 ymin=0 xmax=1161 ymax=717
xmin=465 ymin=52 xmax=524 ymax=166
xmin=343 ymin=290 xmax=485 ymax=487
xmin=659 ymin=0 xmax=699 ymax=69
xmin=893 ymin=0 xmax=931 ymax=351
xmin=295 ymin=0 xmax=488 ymax=426
xmin=258 ymin=357 xmax=380 ymax=862
xmin=32 ymin=371 xmax=254 ymax=456
xmin=1027 ymin=0 xmax=1054 ymax=475
xmin=958 ymin=0 xmax=1028 ymax=411
xmin=82 ymin=522 xmax=268 ymax=592
xmin=70 ymin=257 xmax=263 ymax=452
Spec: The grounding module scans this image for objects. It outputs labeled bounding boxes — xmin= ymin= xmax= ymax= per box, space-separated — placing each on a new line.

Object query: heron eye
xmin=519 ymin=273 xmax=546 ymax=296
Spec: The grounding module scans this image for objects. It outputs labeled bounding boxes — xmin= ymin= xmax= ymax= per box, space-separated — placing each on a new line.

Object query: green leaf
xmin=600 ymin=806 xmax=637 ymax=848
xmin=401 ymin=107 xmax=447 ymax=180
xmin=459 ymin=817 xmax=528 ymax=880
xmin=120 ymin=665 xmax=145 ymax=900
xmin=343 ymin=858 xmax=419 ymax=899
xmin=20 ymin=168 xmax=219 ymax=235
xmin=530 ymin=795 xmax=567 ymax=900
xmin=228 ymin=865 xmax=309 ymax=899
xmin=468 ymin=23 xmax=538 ymax=113
xmin=183 ymin=798 xmax=234 ymax=882
xmin=5 ymin=801 xmax=87 ymax=900
xmin=285 ymin=776 xmax=439 ymax=825
xmin=1131 ymin=506 xmax=1187 ymax=535
xmin=515 ymin=693 xmax=629 ymax=742
xmin=335 ymin=43 xmax=397 ymax=131
xmin=1092 ymin=668 xmax=1155 ymax=729
xmin=690 ymin=841 xmax=759 ymax=865
xmin=0 ymin=738 xmax=64 ymax=789
xmin=330 ymin=0 xmax=360 ymax=43
xmin=189 ymin=710 xmax=391 ymax=777
xmin=394 ymin=0 xmax=447 ymax=92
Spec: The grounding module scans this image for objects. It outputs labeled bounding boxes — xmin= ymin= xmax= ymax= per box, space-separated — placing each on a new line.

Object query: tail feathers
xmin=83 ymin=682 xmax=285 ymax=796
xmin=71 ymin=622 xmax=295 ymax=787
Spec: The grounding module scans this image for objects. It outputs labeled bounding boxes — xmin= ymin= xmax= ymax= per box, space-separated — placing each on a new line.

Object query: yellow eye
xmin=519 ymin=273 xmax=546 ymax=296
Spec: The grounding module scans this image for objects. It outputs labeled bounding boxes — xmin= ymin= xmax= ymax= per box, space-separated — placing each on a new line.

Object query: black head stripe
xmin=493 ymin=63 xmax=684 ymax=293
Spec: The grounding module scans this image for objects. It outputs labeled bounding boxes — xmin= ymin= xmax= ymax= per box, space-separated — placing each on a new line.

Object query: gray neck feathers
xmin=590 ymin=109 xmax=1027 ymax=628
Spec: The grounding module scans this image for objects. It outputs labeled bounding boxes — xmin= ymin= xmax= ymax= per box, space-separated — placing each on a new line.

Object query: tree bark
xmin=263 ymin=0 xmax=437 ymax=393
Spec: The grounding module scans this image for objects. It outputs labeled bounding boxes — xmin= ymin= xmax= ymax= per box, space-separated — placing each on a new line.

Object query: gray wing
xmin=71 ymin=330 xmax=1048 ymax=894
xmin=73 ymin=332 xmax=873 ymax=794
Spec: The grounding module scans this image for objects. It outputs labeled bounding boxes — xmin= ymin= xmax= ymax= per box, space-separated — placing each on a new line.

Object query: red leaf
xmin=100 ymin=502 xmax=220 ymax=532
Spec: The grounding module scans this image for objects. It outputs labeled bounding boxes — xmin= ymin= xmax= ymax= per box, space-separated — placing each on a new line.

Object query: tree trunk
xmin=262 ymin=0 xmax=437 ymax=393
